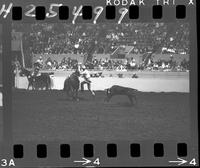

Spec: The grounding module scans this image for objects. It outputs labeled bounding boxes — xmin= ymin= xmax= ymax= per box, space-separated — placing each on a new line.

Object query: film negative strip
xmin=0 ymin=0 xmax=199 ymax=167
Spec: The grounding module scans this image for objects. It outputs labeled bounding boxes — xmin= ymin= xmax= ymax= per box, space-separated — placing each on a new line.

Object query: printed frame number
xmin=93 ymin=158 xmax=100 ymax=166
xmin=189 ymin=158 xmax=197 ymax=166
xmin=1 ymin=159 xmax=15 ymax=167
xmin=74 ymin=157 xmax=100 ymax=167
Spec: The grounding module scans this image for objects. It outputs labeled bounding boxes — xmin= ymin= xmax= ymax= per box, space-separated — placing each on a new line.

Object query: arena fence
xmin=16 ymin=71 xmax=189 ymax=93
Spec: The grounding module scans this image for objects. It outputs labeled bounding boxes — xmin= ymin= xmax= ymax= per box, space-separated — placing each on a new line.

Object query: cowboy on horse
xmin=32 ymin=66 xmax=41 ymax=77
xmin=63 ymin=67 xmax=80 ymax=101
xmin=20 ymin=64 xmax=53 ymax=90
xmin=78 ymin=64 xmax=95 ymax=96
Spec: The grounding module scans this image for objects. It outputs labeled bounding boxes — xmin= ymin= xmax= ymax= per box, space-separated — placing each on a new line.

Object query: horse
xmin=63 ymin=70 xmax=80 ymax=101
xmin=20 ymin=68 xmax=53 ymax=90
xmin=20 ymin=67 xmax=35 ymax=90
xmin=33 ymin=73 xmax=53 ymax=90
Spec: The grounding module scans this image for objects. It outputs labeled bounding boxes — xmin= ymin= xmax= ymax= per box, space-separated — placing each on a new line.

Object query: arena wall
xmin=0 ymin=59 xmax=1 ymax=107
xmin=0 ymin=53 xmax=2 ymax=86
xmin=17 ymin=71 xmax=189 ymax=93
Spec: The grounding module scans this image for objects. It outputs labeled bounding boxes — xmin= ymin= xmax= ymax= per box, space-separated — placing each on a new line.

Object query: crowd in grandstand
xmin=35 ymin=56 xmax=189 ymax=72
xmin=13 ymin=23 xmax=189 ymax=55
xmin=12 ymin=23 xmax=189 ymax=72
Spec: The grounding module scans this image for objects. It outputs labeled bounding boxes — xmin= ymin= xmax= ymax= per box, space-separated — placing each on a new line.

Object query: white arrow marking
xmin=74 ymin=157 xmax=92 ymax=165
xmin=169 ymin=158 xmax=187 ymax=165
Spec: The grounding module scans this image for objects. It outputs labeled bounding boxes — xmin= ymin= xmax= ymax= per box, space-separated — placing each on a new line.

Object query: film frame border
xmin=0 ymin=0 xmax=199 ymax=167
xmin=9 ymin=4 xmax=187 ymax=21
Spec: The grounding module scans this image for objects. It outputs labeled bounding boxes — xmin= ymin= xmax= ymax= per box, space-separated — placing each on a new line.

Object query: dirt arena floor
xmin=10 ymin=89 xmax=190 ymax=141
xmin=0 ymin=71 xmax=190 ymax=141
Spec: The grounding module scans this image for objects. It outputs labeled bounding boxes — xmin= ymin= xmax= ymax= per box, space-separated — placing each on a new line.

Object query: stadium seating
xmin=11 ymin=23 xmax=189 ymax=71
xmin=12 ymin=23 xmax=189 ymax=55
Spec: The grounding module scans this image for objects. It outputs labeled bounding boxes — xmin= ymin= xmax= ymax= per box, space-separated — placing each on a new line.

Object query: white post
xmin=0 ymin=92 xmax=2 ymax=107
xmin=15 ymin=66 xmax=19 ymax=88
xmin=20 ymin=34 xmax=25 ymax=67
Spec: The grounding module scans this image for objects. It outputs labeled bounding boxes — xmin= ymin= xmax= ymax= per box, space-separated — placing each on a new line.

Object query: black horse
xmin=20 ymin=68 xmax=53 ymax=90
xmin=33 ymin=73 xmax=52 ymax=90
xmin=20 ymin=68 xmax=35 ymax=90
xmin=63 ymin=70 xmax=80 ymax=101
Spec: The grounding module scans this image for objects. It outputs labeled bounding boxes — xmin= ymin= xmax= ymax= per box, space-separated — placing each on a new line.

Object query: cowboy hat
xmin=82 ymin=65 xmax=86 ymax=69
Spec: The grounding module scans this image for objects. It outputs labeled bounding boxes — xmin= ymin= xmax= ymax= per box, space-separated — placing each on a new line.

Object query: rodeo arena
xmin=0 ymin=23 xmax=190 ymax=141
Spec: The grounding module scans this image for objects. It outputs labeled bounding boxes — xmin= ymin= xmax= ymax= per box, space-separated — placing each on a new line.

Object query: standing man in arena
xmin=79 ymin=64 xmax=95 ymax=96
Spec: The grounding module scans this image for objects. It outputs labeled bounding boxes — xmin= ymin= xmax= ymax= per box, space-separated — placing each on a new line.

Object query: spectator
xmin=35 ymin=56 xmax=44 ymax=68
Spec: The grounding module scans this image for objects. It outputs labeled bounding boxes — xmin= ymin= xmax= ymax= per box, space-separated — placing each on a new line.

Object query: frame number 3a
xmin=1 ymin=159 xmax=15 ymax=167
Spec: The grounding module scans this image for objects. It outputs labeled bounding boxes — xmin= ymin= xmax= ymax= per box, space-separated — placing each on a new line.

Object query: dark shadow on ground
xmin=104 ymin=101 xmax=137 ymax=108
xmin=57 ymin=96 xmax=89 ymax=102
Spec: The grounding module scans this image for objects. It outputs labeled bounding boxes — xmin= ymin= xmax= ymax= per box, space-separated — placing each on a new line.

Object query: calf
xmin=105 ymin=85 xmax=138 ymax=104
